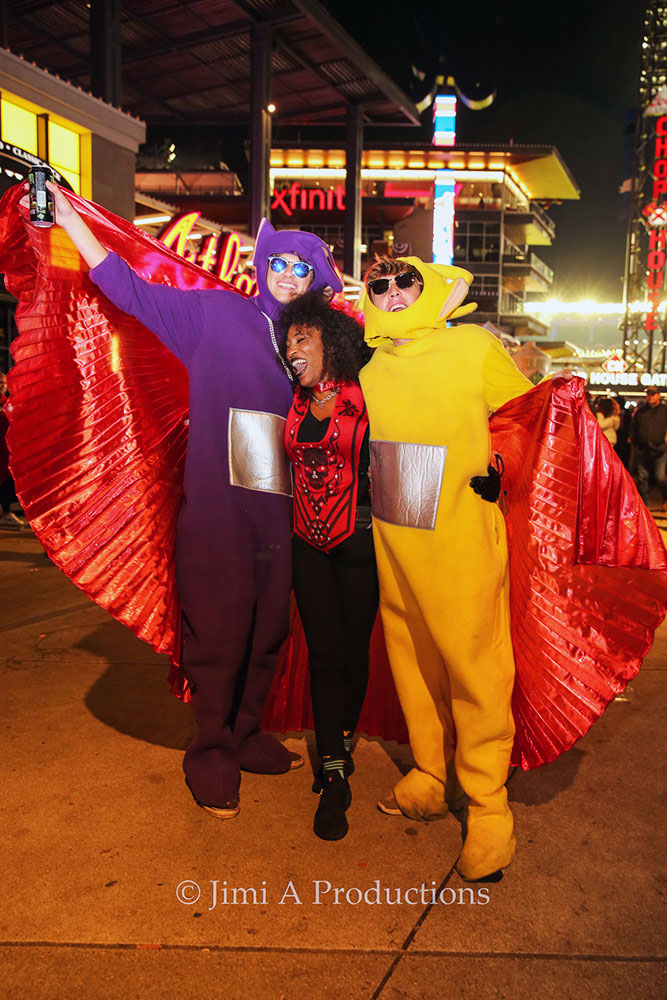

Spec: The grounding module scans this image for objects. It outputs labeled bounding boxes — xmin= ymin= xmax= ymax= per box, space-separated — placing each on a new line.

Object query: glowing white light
xmin=433 ymin=170 xmax=457 ymax=265
xmin=134 ymin=214 xmax=172 ymax=225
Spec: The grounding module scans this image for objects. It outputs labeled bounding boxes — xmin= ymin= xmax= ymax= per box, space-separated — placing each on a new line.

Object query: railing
xmin=530 ymin=201 xmax=556 ymax=239
xmin=529 ymin=252 xmax=554 ymax=284
xmin=501 ymin=241 xmax=554 ymax=285
xmin=500 ymin=293 xmax=525 ymax=315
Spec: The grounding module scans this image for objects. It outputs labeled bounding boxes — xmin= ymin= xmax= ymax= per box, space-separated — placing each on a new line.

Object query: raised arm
xmin=21 ymin=182 xmax=206 ymax=363
xmin=46 ymin=180 xmax=108 ymax=268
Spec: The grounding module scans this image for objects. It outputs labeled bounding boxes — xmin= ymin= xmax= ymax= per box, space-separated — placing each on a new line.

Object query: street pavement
xmin=1 ymin=526 xmax=666 ymax=1000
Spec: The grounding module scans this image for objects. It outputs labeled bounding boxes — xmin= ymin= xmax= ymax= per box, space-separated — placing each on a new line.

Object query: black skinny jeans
xmin=291 ymin=527 xmax=379 ymax=760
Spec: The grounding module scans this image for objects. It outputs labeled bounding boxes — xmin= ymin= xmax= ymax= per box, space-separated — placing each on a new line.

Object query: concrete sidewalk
xmin=1 ymin=528 xmax=666 ymax=999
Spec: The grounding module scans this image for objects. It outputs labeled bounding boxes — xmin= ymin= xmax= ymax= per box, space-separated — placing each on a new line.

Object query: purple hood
xmin=252 ymin=219 xmax=343 ymax=320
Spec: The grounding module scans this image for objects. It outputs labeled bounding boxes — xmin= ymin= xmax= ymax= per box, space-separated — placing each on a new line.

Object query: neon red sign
xmin=159 ymin=213 xmax=256 ymax=294
xmin=645 ymin=115 xmax=667 ymax=333
xmin=271 ymin=182 xmax=346 ymax=216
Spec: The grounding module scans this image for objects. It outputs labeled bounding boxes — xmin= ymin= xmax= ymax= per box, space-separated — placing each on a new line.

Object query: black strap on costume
xmin=469 ymin=453 xmax=504 ymax=503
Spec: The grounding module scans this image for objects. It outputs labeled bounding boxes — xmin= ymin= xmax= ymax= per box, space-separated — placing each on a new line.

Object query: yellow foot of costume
xmin=385 ymin=767 xmax=465 ymax=821
xmin=456 ymin=814 xmax=516 ymax=881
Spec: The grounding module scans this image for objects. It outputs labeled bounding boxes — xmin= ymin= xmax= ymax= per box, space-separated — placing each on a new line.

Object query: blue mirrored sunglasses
xmin=268 ymin=254 xmax=314 ymax=279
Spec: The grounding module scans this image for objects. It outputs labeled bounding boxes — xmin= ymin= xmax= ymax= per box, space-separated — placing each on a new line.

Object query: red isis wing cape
xmin=0 ymin=183 xmax=239 ymax=664
xmin=264 ymin=377 xmax=667 ymax=769
xmin=1 ymin=180 xmax=665 ymax=770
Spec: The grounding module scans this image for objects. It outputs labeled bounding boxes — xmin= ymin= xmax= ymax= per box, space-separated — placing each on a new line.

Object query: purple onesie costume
xmin=89 ymin=220 xmax=342 ymax=808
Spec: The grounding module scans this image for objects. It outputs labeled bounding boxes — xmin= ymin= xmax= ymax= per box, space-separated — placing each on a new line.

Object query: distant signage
xmin=0 ymin=141 xmax=71 ymax=195
xmin=271 ymin=182 xmax=347 ymax=216
xmin=601 ymin=352 xmax=628 ymax=374
xmin=643 ymin=115 xmax=667 ymax=334
xmin=432 ymin=170 xmax=456 ymax=266
xmin=589 ymin=371 xmax=667 ymax=387
xmin=158 ymin=212 xmax=256 ymax=294
xmin=433 ymin=95 xmax=457 ymax=147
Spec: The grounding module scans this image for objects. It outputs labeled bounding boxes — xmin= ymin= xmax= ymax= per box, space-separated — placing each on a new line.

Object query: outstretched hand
xmin=17 ymin=178 xmax=107 ymax=268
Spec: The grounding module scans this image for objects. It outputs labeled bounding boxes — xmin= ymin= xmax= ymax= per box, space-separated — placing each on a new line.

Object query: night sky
xmin=330 ymin=0 xmax=644 ymax=302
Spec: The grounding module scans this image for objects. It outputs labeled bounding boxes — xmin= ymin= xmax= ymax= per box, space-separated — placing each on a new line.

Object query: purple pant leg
xmin=234 ymin=539 xmax=292 ymax=773
xmin=178 ymin=531 xmax=292 ymax=806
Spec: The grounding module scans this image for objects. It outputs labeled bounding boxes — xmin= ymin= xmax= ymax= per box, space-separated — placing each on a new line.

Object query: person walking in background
xmin=594 ymin=396 xmax=621 ymax=447
xmin=612 ymin=394 xmax=632 ymax=469
xmin=630 ymin=386 xmax=667 ymax=509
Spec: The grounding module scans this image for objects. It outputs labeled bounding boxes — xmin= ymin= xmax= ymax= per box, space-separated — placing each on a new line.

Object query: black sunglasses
xmin=368 ymin=272 xmax=421 ymax=297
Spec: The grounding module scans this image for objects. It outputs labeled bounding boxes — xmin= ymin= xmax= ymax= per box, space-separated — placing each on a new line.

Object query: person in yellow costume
xmin=360 ymin=255 xmax=532 ymax=881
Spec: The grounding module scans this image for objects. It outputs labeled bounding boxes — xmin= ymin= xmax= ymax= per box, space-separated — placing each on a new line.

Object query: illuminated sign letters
xmin=644 ymin=115 xmax=667 ymax=333
xmin=158 ymin=213 xmax=256 ymax=294
xmin=271 ymin=182 xmax=346 ymax=216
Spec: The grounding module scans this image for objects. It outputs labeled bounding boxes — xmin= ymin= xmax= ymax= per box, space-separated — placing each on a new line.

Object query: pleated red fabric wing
xmin=493 ymin=376 xmax=667 ymax=767
xmin=0 ymin=183 xmax=239 ymax=662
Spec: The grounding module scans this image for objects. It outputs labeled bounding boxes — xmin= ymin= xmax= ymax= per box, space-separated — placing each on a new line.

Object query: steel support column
xmin=250 ymin=22 xmax=272 ymax=238
xmin=344 ymin=104 xmax=363 ymax=280
xmin=89 ymin=0 xmax=122 ymax=107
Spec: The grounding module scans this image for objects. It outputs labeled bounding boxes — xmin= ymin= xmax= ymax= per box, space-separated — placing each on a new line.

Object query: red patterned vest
xmin=284 ymin=382 xmax=368 ymax=552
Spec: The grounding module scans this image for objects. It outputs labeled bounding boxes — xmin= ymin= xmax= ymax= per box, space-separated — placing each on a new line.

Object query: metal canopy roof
xmin=5 ymin=0 xmax=420 ymax=127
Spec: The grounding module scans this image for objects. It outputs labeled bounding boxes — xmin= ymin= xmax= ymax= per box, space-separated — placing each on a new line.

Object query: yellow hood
xmin=362 ymin=257 xmax=478 ymax=347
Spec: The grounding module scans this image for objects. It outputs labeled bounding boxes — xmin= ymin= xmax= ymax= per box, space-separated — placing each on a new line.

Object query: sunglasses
xmin=268 ymin=254 xmax=314 ymax=279
xmin=367 ymin=272 xmax=421 ymax=297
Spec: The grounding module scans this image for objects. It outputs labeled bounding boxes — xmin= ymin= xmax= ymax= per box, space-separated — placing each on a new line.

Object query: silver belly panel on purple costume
xmin=369 ymin=440 xmax=446 ymax=530
xmin=228 ymin=408 xmax=293 ymax=497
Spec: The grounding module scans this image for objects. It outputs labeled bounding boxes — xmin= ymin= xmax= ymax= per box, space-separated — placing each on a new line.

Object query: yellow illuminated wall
xmin=0 ymin=92 xmax=90 ymax=195
xmin=1 ymin=99 xmax=37 ymax=154
xmin=48 ymin=120 xmax=80 ymax=192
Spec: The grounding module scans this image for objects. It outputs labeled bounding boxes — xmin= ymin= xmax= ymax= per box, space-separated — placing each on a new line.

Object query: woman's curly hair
xmin=278 ymin=289 xmax=372 ymax=385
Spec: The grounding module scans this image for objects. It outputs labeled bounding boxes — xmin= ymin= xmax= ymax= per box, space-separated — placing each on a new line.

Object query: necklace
xmin=311 ymin=388 xmax=340 ymax=408
xmin=261 ymin=310 xmax=294 ymax=382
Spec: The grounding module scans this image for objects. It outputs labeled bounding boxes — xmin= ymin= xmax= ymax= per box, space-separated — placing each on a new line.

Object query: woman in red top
xmin=280 ymin=291 xmax=377 ymax=841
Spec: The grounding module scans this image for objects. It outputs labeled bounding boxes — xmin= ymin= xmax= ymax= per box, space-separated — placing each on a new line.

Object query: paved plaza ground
xmin=1 ymin=525 xmax=666 ymax=999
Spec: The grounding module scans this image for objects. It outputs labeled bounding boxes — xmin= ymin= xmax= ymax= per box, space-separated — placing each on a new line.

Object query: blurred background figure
xmin=594 ymin=395 xmax=621 ymax=446
xmin=612 ymin=394 xmax=632 ymax=469
xmin=0 ymin=371 xmax=27 ymax=529
xmin=630 ymin=386 xmax=667 ymax=510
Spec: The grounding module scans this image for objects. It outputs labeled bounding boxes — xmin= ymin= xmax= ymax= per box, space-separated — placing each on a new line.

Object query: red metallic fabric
xmin=495 ymin=376 xmax=667 ymax=767
xmin=265 ymin=377 xmax=667 ymax=768
xmin=0 ymin=183 xmax=239 ymax=665
xmin=1 ymin=178 xmax=665 ymax=769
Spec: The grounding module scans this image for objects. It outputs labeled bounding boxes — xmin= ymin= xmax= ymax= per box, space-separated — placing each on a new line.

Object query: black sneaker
xmin=313 ymin=772 xmax=352 ymax=841
xmin=312 ymin=751 xmax=354 ymax=793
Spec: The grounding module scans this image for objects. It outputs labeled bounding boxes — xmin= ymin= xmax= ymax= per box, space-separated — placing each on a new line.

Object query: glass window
xmin=1 ymin=100 xmax=37 ymax=154
xmin=49 ymin=121 xmax=80 ymax=193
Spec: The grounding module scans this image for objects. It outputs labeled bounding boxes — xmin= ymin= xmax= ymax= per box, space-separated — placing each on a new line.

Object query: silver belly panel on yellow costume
xmin=228 ymin=409 xmax=293 ymax=497
xmin=369 ymin=440 xmax=446 ymax=530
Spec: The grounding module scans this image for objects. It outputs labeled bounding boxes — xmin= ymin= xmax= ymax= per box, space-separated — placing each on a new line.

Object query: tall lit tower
xmin=622 ymin=2 xmax=667 ymax=373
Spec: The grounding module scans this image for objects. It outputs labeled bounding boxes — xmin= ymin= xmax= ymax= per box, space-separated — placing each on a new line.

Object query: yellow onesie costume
xmin=360 ymin=258 xmax=531 ymax=880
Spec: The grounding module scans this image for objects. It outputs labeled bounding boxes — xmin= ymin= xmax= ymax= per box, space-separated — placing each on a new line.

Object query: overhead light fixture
xmin=134 ymin=214 xmax=172 ymax=225
xmin=267 ymin=103 xmax=276 ymax=113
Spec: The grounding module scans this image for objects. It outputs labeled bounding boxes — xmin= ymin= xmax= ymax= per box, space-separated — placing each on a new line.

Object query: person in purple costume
xmin=36 ymin=183 xmax=343 ymax=820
